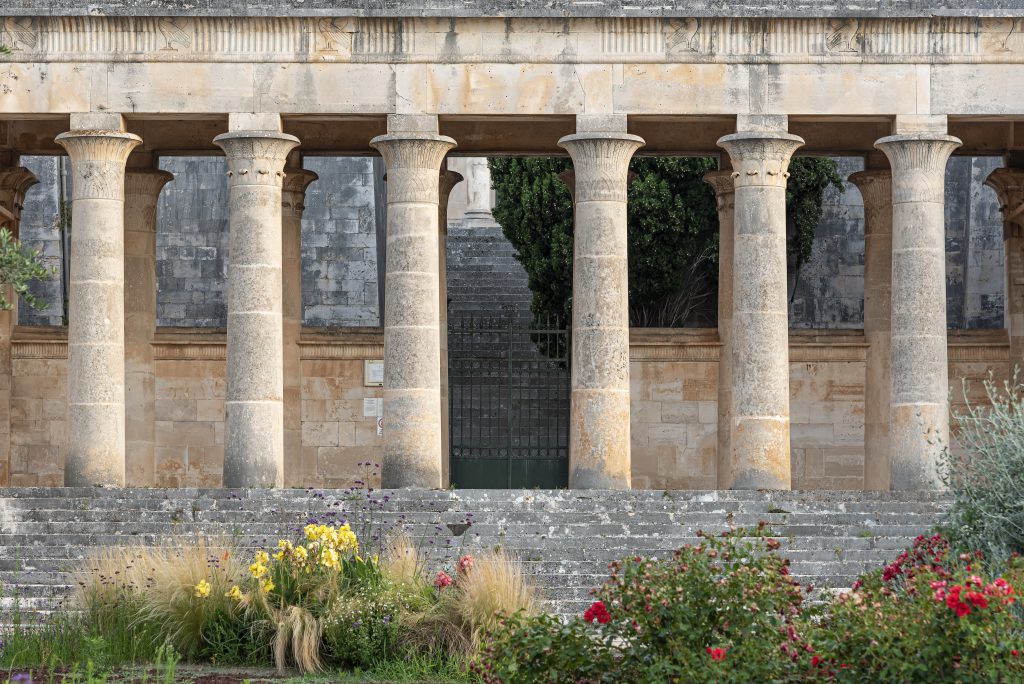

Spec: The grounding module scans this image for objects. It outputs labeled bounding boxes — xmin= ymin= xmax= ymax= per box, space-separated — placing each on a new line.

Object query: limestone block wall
xmin=0 ymin=326 xmax=1009 ymax=490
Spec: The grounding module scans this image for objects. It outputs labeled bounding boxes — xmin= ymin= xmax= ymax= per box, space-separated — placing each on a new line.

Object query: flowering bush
xmin=476 ymin=524 xmax=815 ymax=683
xmin=810 ymin=533 xmax=1024 ymax=682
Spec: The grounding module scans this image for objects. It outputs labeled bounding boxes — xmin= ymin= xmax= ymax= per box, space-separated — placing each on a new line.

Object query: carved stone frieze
xmin=1 ymin=16 xmax=1022 ymax=64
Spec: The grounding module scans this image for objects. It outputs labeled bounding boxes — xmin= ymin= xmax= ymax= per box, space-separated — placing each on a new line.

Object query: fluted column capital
xmin=849 ymin=169 xmax=893 ymax=235
xmin=985 ymin=167 xmax=1024 ymax=240
xmin=874 ymin=134 xmax=961 ymax=204
xmin=370 ymin=133 xmax=457 ymax=204
xmin=213 ymin=131 xmax=300 ymax=188
xmin=703 ymin=170 xmax=735 ymax=211
xmin=557 ymin=132 xmax=644 ymax=203
xmin=55 ymin=130 xmax=142 ymax=200
xmin=716 ymin=131 xmax=804 ymax=189
xmin=125 ymin=169 xmax=174 ymax=198
xmin=439 ymin=169 xmax=464 ymax=236
xmin=0 ymin=167 xmax=39 ymax=232
xmin=281 ymin=167 xmax=319 ymax=219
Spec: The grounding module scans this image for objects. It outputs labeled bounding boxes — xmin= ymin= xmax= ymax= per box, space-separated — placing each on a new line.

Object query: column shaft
xmin=876 ymin=133 xmax=961 ymax=490
xmin=281 ymin=168 xmax=318 ymax=486
xmin=56 ymin=127 xmax=141 ymax=487
xmin=370 ymin=130 xmax=456 ymax=489
xmin=558 ymin=132 xmax=644 ymax=489
xmin=717 ymin=130 xmax=804 ymax=490
xmin=124 ymin=169 xmax=173 ymax=486
xmin=984 ymin=168 xmax=1024 ymax=370
xmin=213 ymin=128 xmax=299 ymax=488
xmin=438 ymin=169 xmax=463 ymax=486
xmin=0 ymin=167 xmax=39 ymax=487
xmin=850 ymin=170 xmax=893 ymax=491
xmin=704 ymin=171 xmax=735 ymax=489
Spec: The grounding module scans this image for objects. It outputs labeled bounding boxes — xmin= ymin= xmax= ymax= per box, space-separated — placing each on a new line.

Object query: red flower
xmin=457 ymin=554 xmax=475 ymax=575
xmin=954 ymin=602 xmax=972 ymax=618
xmin=584 ymin=601 xmax=611 ymax=625
xmin=434 ymin=571 xmax=453 ymax=589
xmin=706 ymin=647 xmax=726 ymax=662
xmin=1013 ymin=650 xmax=1019 ymax=657
xmin=811 ymin=655 xmax=823 ymax=667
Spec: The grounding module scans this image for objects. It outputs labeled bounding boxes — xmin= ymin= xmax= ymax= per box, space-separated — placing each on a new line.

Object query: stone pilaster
xmin=875 ymin=133 xmax=961 ymax=490
xmin=281 ymin=167 xmax=318 ymax=487
xmin=124 ymin=169 xmax=173 ymax=487
xmin=984 ymin=168 xmax=1024 ymax=372
xmin=703 ymin=170 xmax=735 ymax=489
xmin=716 ymin=129 xmax=804 ymax=490
xmin=213 ymin=125 xmax=300 ymax=488
xmin=558 ymin=131 xmax=644 ymax=489
xmin=56 ymin=123 xmax=142 ymax=487
xmin=370 ymin=126 xmax=456 ymax=489
xmin=0 ymin=167 xmax=39 ymax=487
xmin=438 ymin=168 xmax=463 ymax=486
xmin=849 ymin=170 xmax=893 ymax=491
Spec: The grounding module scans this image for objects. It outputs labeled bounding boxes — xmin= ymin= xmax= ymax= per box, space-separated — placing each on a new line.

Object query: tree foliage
xmin=0 ymin=226 xmax=53 ymax=310
xmin=489 ymin=156 xmax=844 ymax=328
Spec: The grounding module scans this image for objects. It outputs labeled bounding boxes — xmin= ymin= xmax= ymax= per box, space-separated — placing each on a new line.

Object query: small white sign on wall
xmin=362 ymin=397 xmax=383 ymax=418
xmin=364 ymin=360 xmax=384 ymax=386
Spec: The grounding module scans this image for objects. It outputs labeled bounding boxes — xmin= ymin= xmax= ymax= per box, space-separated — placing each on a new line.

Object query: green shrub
xmin=943 ymin=373 xmax=1024 ymax=563
xmin=810 ymin=533 xmax=1024 ymax=683
xmin=475 ymin=524 xmax=814 ymax=683
xmin=322 ymin=585 xmax=403 ymax=668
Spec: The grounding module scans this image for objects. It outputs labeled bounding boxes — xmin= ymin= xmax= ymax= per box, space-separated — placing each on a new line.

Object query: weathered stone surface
xmin=0 ymin=487 xmax=952 ymax=618
xmin=7 ymin=1 xmax=1024 ymax=17
xmin=718 ymin=128 xmax=803 ymax=490
xmin=371 ymin=121 xmax=455 ymax=489
xmin=56 ymin=123 xmax=141 ymax=487
xmin=876 ymin=131 xmax=962 ymax=491
xmin=559 ymin=131 xmax=644 ymax=489
xmin=214 ymin=124 xmax=299 ymax=488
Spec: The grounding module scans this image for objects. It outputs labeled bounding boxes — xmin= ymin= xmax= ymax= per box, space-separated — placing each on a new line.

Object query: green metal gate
xmin=448 ymin=315 xmax=570 ymax=488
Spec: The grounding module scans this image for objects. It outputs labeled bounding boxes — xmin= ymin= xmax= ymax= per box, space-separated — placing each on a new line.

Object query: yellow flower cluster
xmin=194 ymin=579 xmax=211 ymax=598
xmin=225 ymin=584 xmax=243 ymax=601
xmin=303 ymin=523 xmax=359 ymax=554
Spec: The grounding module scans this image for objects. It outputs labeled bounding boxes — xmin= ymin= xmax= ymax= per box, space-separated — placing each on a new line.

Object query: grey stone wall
xmin=301 ymin=156 xmax=380 ymax=327
xmin=153 ymin=155 xmax=380 ymax=328
xmin=10 ymin=153 xmax=1011 ymax=332
xmin=788 ymin=155 xmax=1005 ymax=330
xmin=17 ymin=156 xmax=66 ymax=327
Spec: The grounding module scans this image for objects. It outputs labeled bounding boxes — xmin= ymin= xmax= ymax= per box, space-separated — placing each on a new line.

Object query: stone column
xmin=213 ymin=116 xmax=299 ymax=488
xmin=0 ymin=167 xmax=39 ymax=487
xmin=984 ymin=168 xmax=1024 ymax=370
xmin=438 ymin=168 xmax=463 ymax=485
xmin=849 ymin=170 xmax=893 ymax=491
xmin=463 ymin=158 xmax=494 ymax=227
xmin=370 ymin=117 xmax=456 ymax=488
xmin=716 ymin=128 xmax=804 ymax=490
xmin=123 ymin=168 xmax=173 ymax=487
xmin=558 ymin=128 xmax=644 ymax=489
xmin=281 ymin=167 xmax=318 ymax=487
xmin=875 ymin=132 xmax=961 ymax=490
xmin=56 ymin=116 xmax=141 ymax=487
xmin=703 ymin=170 xmax=735 ymax=489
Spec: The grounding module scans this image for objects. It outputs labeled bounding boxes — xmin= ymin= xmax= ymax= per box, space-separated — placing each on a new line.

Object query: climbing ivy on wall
xmin=489 ymin=155 xmax=844 ymax=328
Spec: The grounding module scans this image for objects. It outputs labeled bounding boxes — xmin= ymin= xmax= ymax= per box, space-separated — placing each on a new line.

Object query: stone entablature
xmin=6 ymin=1 xmax=1024 ymax=18
xmin=4 ymin=17 xmax=1024 ymax=64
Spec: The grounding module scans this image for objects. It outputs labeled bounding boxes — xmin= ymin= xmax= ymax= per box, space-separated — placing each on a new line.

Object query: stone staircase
xmin=446 ymin=225 xmax=533 ymax=320
xmin=0 ymin=488 xmax=950 ymax=619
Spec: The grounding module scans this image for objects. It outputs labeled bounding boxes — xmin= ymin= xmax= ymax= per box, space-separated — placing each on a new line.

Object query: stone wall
xmin=788 ymin=155 xmax=1005 ymax=330
xmin=0 ymin=326 xmax=1008 ymax=489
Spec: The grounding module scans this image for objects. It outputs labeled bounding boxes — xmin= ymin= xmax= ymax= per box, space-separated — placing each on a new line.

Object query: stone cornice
xmin=6 ymin=2 xmax=1024 ymax=19
xmin=5 ymin=17 xmax=1024 ymax=64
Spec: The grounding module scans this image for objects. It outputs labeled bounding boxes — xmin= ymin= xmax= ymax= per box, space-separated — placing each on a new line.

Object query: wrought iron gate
xmin=448 ymin=315 xmax=570 ymax=488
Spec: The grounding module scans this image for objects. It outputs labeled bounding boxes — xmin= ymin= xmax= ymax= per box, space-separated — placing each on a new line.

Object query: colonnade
xmin=29 ymin=110 xmax=1003 ymax=491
